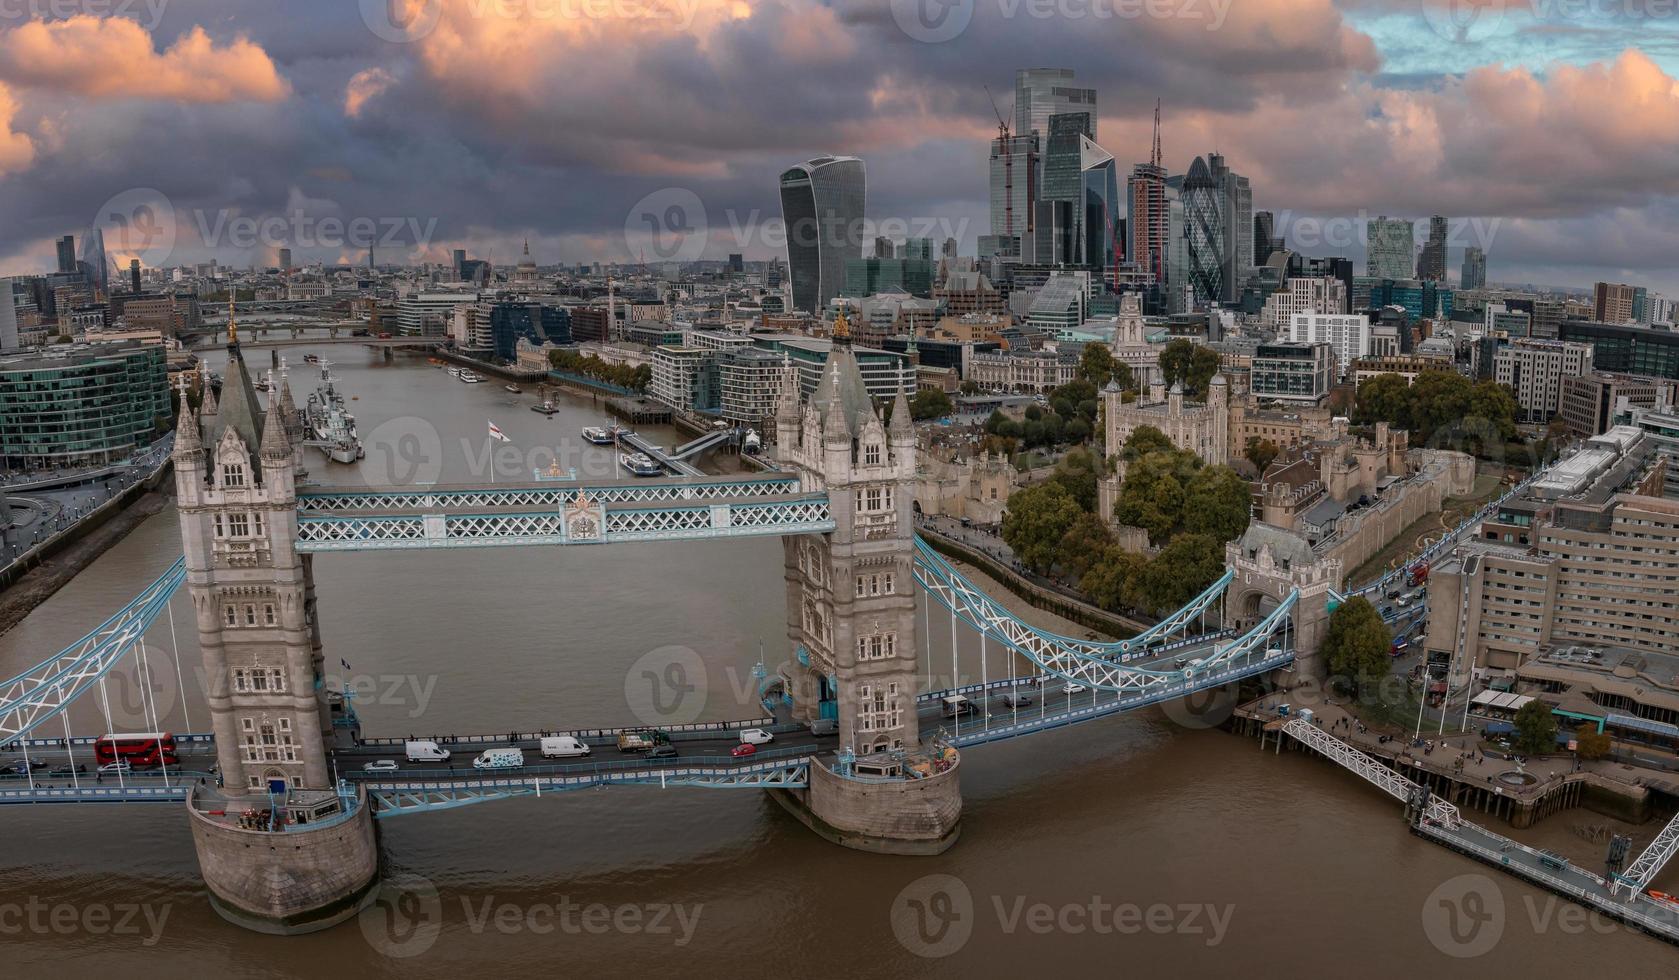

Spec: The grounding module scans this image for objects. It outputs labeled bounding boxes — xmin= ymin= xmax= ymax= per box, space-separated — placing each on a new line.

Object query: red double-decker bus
xmin=94 ymin=733 xmax=179 ymax=768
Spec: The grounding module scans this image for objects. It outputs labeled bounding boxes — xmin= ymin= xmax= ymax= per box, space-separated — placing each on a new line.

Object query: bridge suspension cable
xmin=0 ymin=558 xmax=186 ymax=748
xmin=910 ymin=538 xmax=1231 ymax=662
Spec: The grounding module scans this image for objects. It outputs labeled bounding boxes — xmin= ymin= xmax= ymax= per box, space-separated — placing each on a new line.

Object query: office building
xmin=1039 ymin=112 xmax=1118 ymax=270
xmin=78 ymin=228 xmax=109 ymax=294
xmin=1251 ymin=341 xmax=1334 ymax=405
xmin=0 ymin=342 xmax=170 ymax=468
xmin=1417 ymin=215 xmax=1448 ymax=281
xmin=1253 ymin=210 xmax=1283 ymax=266
xmin=1288 ymin=312 xmax=1370 ymax=377
xmin=396 ymin=292 xmax=475 ymax=337
xmin=842 ymin=258 xmax=933 ymax=298
xmin=778 ymin=155 xmax=866 ymax=313
xmin=1559 ymin=372 xmax=1679 ymax=436
xmin=277 ymin=248 xmax=293 ymax=273
xmin=1492 ymin=338 xmax=1592 ymax=423
xmin=1181 ymin=156 xmax=1225 ymax=308
xmin=1209 ymin=154 xmax=1251 ymax=302
xmin=1014 ymin=68 xmax=1096 ymax=143
xmin=1365 ymin=216 xmax=1414 ymax=281
xmin=1259 ymin=277 xmax=1347 ymax=332
xmin=1559 ymin=320 xmax=1679 ymax=380
xmin=55 ymin=235 xmax=76 ymax=275
xmin=719 ymin=347 xmax=791 ymax=425
xmin=1594 ymin=282 xmax=1644 ymax=325
xmin=1424 ymin=428 xmax=1675 ymax=678
xmin=1461 ymin=246 xmax=1485 ymax=291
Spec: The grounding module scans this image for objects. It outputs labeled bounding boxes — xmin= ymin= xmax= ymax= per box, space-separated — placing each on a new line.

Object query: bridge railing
xmin=351 ymin=717 xmax=777 ymax=748
xmin=342 ymin=744 xmax=816 ymax=782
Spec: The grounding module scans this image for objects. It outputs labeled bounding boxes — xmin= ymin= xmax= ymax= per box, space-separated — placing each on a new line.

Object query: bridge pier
xmin=187 ymin=784 xmax=380 ymax=935
xmin=770 ymin=755 xmax=961 ymax=855
xmin=382 ymin=346 xmax=393 ymax=363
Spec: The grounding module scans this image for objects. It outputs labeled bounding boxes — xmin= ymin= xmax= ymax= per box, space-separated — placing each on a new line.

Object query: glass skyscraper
xmin=1461 ymin=246 xmax=1486 ymax=291
xmin=1366 ymin=216 xmax=1415 ymax=281
xmin=779 ymin=156 xmax=866 ymax=314
xmin=1181 ymin=156 xmax=1225 ymax=308
xmin=1013 ymin=68 xmax=1096 ymax=144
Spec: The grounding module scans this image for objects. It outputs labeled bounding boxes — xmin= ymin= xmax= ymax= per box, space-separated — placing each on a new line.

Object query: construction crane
xmin=984 ymin=84 xmax=1014 ymax=238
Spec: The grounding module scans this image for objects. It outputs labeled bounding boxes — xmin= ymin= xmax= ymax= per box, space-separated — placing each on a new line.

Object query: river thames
xmin=1 ymin=347 xmax=1672 ymax=976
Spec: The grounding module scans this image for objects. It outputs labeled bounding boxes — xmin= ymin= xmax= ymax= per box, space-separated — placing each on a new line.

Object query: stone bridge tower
xmin=769 ymin=315 xmax=961 ymax=854
xmin=1225 ymin=523 xmax=1339 ymax=684
xmin=174 ymin=326 xmax=378 ymax=934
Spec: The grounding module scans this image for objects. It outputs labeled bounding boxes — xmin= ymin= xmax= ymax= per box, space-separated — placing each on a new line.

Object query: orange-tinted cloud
xmin=0 ymin=17 xmax=288 ymax=103
xmin=344 ymin=67 xmax=395 ymax=118
xmin=0 ymin=83 xmax=34 ymax=177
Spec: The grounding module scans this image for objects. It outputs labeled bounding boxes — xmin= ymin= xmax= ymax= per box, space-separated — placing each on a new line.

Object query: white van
xmin=405 ymin=739 xmax=450 ymax=762
xmin=472 ymin=747 xmax=525 ymax=769
xmin=941 ymin=695 xmax=978 ymax=718
xmin=540 ymin=736 xmax=590 ymax=759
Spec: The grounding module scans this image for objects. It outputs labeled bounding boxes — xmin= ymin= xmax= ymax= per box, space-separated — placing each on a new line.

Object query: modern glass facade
xmin=0 ymin=343 xmax=169 ymax=467
xmin=489 ymin=302 xmax=571 ymax=363
xmin=779 ymin=156 xmax=866 ymax=314
xmin=1251 ymin=342 xmax=1334 ymax=404
xmin=1181 ymin=156 xmax=1224 ymax=309
xmin=1559 ymin=320 xmax=1679 ymax=380
xmin=1014 ymin=68 xmax=1096 ymax=143
xmin=1366 ymin=216 xmax=1415 ymax=281
xmin=842 ymin=258 xmax=933 ymax=298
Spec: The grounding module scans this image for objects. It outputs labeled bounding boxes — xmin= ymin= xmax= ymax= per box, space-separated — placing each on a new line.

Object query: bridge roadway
xmin=0 ymin=630 xmax=1283 ymax=811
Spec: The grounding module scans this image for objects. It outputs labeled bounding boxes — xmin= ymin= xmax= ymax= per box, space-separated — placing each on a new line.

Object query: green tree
xmin=1514 ymin=700 xmax=1558 ymax=755
xmin=1183 ymin=465 xmax=1252 ymax=543
xmin=1244 ymin=436 xmax=1279 ymax=473
xmin=1065 ymin=416 xmax=1092 ymax=444
xmin=1353 ymin=373 xmax=1414 ymax=430
xmin=910 ymin=388 xmax=954 ymax=421
xmin=1001 ymin=481 xmax=1084 ymax=574
xmin=1049 ymin=447 xmax=1104 ymax=512
xmin=1121 ymin=424 xmax=1176 ymax=461
xmin=1113 ymin=446 xmax=1200 ymax=542
xmin=1157 ymin=339 xmax=1221 ymax=394
xmin=1573 ymin=723 xmax=1611 ymax=761
xmin=1321 ymin=597 xmax=1391 ymax=697
xmin=1081 ymin=547 xmax=1144 ymax=612
xmin=1129 ymin=533 xmax=1223 ymax=614
xmin=1078 ymin=343 xmax=1116 ymax=389
xmin=960 ymin=380 xmax=982 ymax=396
xmin=1057 ymin=512 xmax=1115 ymax=581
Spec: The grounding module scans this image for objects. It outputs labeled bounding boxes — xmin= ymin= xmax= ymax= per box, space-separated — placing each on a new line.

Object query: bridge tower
xmin=173 ymin=327 xmax=378 ymax=933
xmin=1225 ymin=523 xmax=1339 ymax=684
xmin=769 ymin=314 xmax=961 ymax=854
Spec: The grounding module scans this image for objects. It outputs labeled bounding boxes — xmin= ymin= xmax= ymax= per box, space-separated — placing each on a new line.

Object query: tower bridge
xmin=0 ymin=313 xmax=1322 ymax=934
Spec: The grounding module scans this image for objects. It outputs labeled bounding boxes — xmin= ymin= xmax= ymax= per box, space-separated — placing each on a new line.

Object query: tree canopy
xmin=1157 ymin=339 xmax=1222 ymax=395
xmin=1321 ymin=597 xmax=1391 ymax=697
xmin=1078 ymin=344 xmax=1133 ymax=391
xmin=1353 ymin=370 xmax=1517 ymax=451
xmin=909 ymin=388 xmax=954 ymax=421
xmin=1112 ymin=438 xmax=1250 ymax=546
xmin=1001 ymin=481 xmax=1086 ymax=574
xmin=1514 ymin=700 xmax=1558 ymax=755
xmin=1244 ymin=436 xmax=1280 ymax=473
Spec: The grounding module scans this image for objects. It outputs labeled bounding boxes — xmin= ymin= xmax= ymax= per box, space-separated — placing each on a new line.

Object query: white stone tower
xmin=174 ymin=326 xmax=332 ymax=793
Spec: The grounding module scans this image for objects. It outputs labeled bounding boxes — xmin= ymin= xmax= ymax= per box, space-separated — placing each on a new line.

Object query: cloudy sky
xmin=2 ymin=0 xmax=1678 ymax=291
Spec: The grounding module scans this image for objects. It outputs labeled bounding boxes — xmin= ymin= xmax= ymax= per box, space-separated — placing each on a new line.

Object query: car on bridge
xmin=363 ymin=760 xmax=399 ymax=773
xmin=739 ymin=728 xmax=775 ymax=746
xmin=1063 ymin=683 xmax=1088 ymax=695
xmin=731 ymin=743 xmax=757 ymax=758
xmin=97 ymin=761 xmax=131 ymax=774
xmin=0 ymin=759 xmax=49 ymax=775
xmin=646 ymin=745 xmax=679 ymax=759
xmin=998 ymin=690 xmax=1033 ymax=708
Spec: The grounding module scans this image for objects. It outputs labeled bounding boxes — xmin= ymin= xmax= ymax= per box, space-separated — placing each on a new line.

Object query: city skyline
xmin=1 ymin=4 xmax=1679 ymax=290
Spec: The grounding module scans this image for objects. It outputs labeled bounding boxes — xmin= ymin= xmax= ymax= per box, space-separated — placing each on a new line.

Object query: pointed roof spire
xmin=226 ymin=292 xmax=238 ymax=347
xmin=821 ymin=361 xmax=851 ymax=442
xmin=198 ymin=360 xmax=218 ymax=415
xmin=172 ymin=375 xmax=200 ymax=456
xmin=260 ymin=381 xmax=291 ymax=460
xmin=888 ymin=383 xmax=913 ymax=441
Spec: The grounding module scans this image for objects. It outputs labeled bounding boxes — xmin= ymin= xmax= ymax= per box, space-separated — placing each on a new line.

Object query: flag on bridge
xmin=488 ymin=420 xmax=511 ymax=443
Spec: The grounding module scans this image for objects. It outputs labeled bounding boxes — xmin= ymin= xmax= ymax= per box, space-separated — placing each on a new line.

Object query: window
xmin=228 ymin=514 xmax=249 ymax=537
xmin=857 ymin=682 xmax=902 ymax=732
xmin=221 ymin=463 xmax=245 ymax=488
xmin=224 ymin=605 xmax=237 ymax=627
xmin=263 ymin=604 xmax=276 ymax=626
xmin=856 ymin=631 xmax=897 ymax=661
xmin=214 ymin=515 xmax=224 ymax=538
xmin=244 ymin=604 xmax=257 ymax=626
xmin=864 ymin=443 xmax=881 ymax=466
